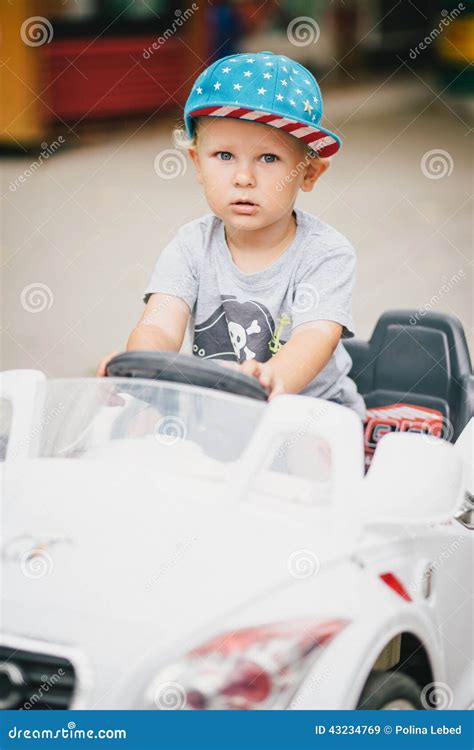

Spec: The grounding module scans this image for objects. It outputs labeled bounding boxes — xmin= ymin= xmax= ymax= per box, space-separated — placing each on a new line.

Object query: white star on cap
xmin=213 ymin=81 xmax=221 ymax=90
xmin=289 ymin=99 xmax=296 ymax=106
xmin=295 ymin=88 xmax=303 ymax=94
xmin=263 ymin=72 xmax=272 ymax=79
xmin=243 ymin=70 xmax=252 ymax=77
xmin=222 ymin=67 xmax=231 ymax=74
xmin=281 ymin=79 xmax=288 ymax=86
xmin=246 ymin=58 xmax=255 ymax=63
xmin=276 ymin=93 xmax=284 ymax=101
xmin=195 ymin=86 xmax=203 ymax=94
xmin=257 ymin=87 xmax=267 ymax=95
xmin=233 ymin=83 xmax=242 ymax=91
xmin=303 ymin=99 xmax=313 ymax=113
xmin=282 ymin=66 xmax=288 ymax=72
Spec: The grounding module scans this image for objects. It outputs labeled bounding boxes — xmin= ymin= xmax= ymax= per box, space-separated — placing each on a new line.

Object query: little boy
xmin=98 ymin=51 xmax=366 ymax=421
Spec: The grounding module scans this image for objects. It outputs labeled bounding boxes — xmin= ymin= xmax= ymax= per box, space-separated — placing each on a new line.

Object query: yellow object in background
xmin=0 ymin=1 xmax=53 ymax=146
xmin=438 ymin=16 xmax=474 ymax=63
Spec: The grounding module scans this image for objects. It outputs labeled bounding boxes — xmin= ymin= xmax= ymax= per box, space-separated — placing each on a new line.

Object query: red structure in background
xmin=42 ymin=36 xmax=193 ymax=123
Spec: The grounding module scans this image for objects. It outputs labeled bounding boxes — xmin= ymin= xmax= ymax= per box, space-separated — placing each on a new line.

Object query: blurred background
xmin=1 ymin=0 xmax=472 ymax=376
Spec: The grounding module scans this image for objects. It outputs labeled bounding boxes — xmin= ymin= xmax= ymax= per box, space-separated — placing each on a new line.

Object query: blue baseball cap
xmin=184 ymin=51 xmax=341 ymax=158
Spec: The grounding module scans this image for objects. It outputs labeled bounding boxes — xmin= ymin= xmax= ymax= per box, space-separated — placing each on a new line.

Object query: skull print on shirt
xmin=193 ymin=295 xmax=289 ymax=362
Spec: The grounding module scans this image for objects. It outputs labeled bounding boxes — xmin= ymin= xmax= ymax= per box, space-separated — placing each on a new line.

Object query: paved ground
xmin=1 ymin=74 xmax=472 ymax=377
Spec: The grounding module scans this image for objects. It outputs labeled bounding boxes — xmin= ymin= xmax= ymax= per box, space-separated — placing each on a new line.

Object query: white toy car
xmin=0 ymin=310 xmax=472 ymax=711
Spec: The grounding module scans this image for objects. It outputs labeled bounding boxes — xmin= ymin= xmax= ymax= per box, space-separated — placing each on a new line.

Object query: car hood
xmin=1 ymin=457 xmax=357 ymax=706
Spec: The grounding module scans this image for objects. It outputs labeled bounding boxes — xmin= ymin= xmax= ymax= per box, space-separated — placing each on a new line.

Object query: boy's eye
xmin=214 ymin=152 xmax=279 ymax=163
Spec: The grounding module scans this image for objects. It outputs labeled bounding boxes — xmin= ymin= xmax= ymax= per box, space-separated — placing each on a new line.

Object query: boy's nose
xmin=233 ymin=167 xmax=256 ymax=188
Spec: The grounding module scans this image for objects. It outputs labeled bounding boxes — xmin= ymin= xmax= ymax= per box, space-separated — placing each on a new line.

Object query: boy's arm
xmin=237 ymin=321 xmax=342 ymax=398
xmin=96 ymin=293 xmax=190 ymax=376
xmin=127 ymin=293 xmax=190 ymax=352
xmin=269 ymin=320 xmax=342 ymax=391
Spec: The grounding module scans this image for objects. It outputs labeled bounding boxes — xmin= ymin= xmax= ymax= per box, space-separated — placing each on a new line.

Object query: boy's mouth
xmin=230 ymin=198 xmax=259 ymax=215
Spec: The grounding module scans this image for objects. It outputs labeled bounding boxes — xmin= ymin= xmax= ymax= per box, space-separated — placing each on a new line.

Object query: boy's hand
xmin=219 ymin=359 xmax=285 ymax=401
xmin=96 ymin=350 xmax=120 ymax=377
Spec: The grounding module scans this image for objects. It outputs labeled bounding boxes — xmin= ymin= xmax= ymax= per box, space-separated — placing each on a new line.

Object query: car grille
xmin=0 ymin=646 xmax=76 ymax=709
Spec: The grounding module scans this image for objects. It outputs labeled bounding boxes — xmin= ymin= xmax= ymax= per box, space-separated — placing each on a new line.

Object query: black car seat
xmin=344 ymin=310 xmax=474 ymax=466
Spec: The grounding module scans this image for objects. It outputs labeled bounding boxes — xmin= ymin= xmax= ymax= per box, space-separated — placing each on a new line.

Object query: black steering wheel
xmin=106 ymin=351 xmax=268 ymax=401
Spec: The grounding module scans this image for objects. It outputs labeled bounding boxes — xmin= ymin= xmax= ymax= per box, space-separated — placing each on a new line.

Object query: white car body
xmin=0 ymin=368 xmax=472 ymax=710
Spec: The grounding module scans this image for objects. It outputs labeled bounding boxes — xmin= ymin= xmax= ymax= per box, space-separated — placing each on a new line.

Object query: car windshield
xmin=6 ymin=379 xmax=265 ymax=478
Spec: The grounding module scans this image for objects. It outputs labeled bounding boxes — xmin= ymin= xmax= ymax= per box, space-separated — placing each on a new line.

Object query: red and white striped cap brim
xmin=189 ymin=105 xmax=341 ymax=158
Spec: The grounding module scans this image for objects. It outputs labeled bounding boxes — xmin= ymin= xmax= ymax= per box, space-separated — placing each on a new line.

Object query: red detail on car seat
xmin=363 ymin=403 xmax=444 ymax=470
xmin=379 ymin=572 xmax=412 ymax=602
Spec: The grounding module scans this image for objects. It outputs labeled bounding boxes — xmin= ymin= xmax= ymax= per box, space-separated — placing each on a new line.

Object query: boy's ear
xmin=188 ymin=147 xmax=203 ymax=184
xmin=300 ymin=156 xmax=330 ymax=192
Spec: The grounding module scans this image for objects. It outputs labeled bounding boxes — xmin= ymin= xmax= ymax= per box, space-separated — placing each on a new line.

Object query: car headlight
xmin=146 ymin=618 xmax=349 ymax=710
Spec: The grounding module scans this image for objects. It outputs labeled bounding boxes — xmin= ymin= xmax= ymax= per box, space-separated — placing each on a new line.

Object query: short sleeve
xmin=291 ymin=244 xmax=356 ymax=338
xmin=143 ymin=232 xmax=199 ymax=311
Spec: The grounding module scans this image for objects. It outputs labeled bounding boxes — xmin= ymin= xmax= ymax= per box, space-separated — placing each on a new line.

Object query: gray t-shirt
xmin=144 ymin=207 xmax=366 ymax=420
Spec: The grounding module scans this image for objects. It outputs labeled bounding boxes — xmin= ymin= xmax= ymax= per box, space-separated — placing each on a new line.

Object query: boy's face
xmin=188 ymin=117 xmax=328 ymax=232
